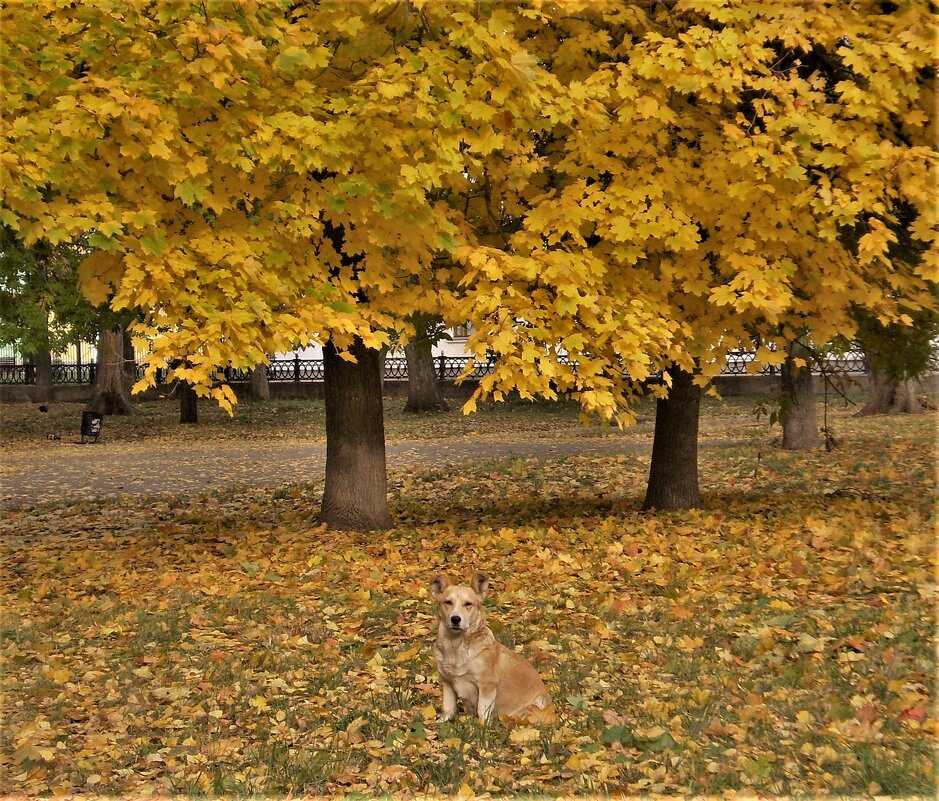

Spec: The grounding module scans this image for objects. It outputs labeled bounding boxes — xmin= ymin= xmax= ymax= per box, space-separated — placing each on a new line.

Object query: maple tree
xmin=442 ymin=0 xmax=936 ymax=506
xmin=1 ymin=0 xmax=587 ymax=528
xmin=2 ymin=0 xmax=936 ymax=520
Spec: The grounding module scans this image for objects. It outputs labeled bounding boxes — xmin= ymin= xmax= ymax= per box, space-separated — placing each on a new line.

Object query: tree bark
xmin=643 ymin=367 xmax=702 ymax=511
xmin=179 ymin=381 xmax=198 ymax=424
xmin=121 ymin=331 xmax=137 ymax=395
xmin=404 ymin=341 xmax=449 ymax=413
xmin=32 ymin=349 xmax=53 ymax=404
xmin=857 ymin=365 xmax=926 ymax=415
xmin=781 ymin=341 xmax=820 ymax=450
xmin=87 ymin=328 xmax=134 ymax=415
xmin=249 ymin=363 xmax=271 ymax=402
xmin=29 ymin=312 xmax=54 ymax=403
xmin=317 ymin=338 xmax=392 ymax=531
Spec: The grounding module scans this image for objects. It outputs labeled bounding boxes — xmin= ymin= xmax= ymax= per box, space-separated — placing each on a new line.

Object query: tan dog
xmin=430 ymin=573 xmax=552 ymax=722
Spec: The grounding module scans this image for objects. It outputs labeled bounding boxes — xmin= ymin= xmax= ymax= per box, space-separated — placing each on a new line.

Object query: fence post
xmin=438 ymin=354 xmax=446 ymax=381
xmin=294 ymin=354 xmax=301 ymax=382
xmin=89 ymin=363 xmax=96 ymax=385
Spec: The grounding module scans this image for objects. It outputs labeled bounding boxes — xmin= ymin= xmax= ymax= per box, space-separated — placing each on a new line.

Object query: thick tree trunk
xmin=249 ymin=363 xmax=271 ymax=402
xmin=781 ymin=341 xmax=820 ymax=450
xmin=32 ymin=349 xmax=53 ymax=404
xmin=643 ymin=367 xmax=702 ymax=511
xmin=317 ymin=338 xmax=392 ymax=531
xmin=857 ymin=366 xmax=926 ymax=415
xmin=404 ymin=341 xmax=449 ymax=413
xmin=87 ymin=329 xmax=134 ymax=415
xmin=179 ymin=381 xmax=198 ymax=424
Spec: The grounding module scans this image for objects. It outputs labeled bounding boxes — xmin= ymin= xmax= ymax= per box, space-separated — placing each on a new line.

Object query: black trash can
xmin=80 ymin=411 xmax=103 ymax=443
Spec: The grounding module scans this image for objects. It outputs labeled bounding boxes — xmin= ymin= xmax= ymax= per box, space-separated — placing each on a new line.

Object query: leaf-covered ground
xmin=0 ymin=396 xmax=753 ymax=507
xmin=0 ymin=399 xmax=935 ymax=797
xmin=0 ymin=395 xmax=610 ymax=446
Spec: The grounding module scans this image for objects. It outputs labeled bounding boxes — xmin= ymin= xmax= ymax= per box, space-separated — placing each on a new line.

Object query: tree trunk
xmin=122 ymin=331 xmax=137 ymax=395
xmin=32 ymin=349 xmax=53 ymax=404
xmin=179 ymin=381 xmax=198 ymax=424
xmin=404 ymin=341 xmax=449 ymax=413
xmin=781 ymin=341 xmax=820 ymax=450
xmin=249 ymin=363 xmax=271 ymax=402
xmin=857 ymin=366 xmax=926 ymax=415
xmin=87 ymin=328 xmax=134 ymax=415
xmin=643 ymin=367 xmax=702 ymax=511
xmin=317 ymin=338 xmax=392 ymax=531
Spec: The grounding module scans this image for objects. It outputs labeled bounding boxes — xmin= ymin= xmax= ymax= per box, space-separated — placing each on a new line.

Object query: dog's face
xmin=431 ymin=574 xmax=489 ymax=634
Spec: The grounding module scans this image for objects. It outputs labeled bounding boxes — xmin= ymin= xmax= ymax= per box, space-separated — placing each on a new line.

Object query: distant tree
xmin=179 ymin=380 xmax=198 ymax=424
xmin=780 ymin=340 xmax=822 ymax=451
xmin=0 ymin=227 xmax=97 ymax=402
xmin=851 ymin=206 xmax=938 ymax=416
xmin=249 ymin=363 xmax=271 ymax=402
xmin=88 ymin=327 xmax=135 ymax=415
xmin=855 ymin=302 xmax=938 ymax=415
xmin=404 ymin=314 xmax=449 ymax=414
xmin=164 ymin=359 xmax=200 ymax=423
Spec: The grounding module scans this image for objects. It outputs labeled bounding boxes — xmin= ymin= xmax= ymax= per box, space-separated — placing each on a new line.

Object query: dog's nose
xmin=450 ymin=615 xmax=461 ymax=626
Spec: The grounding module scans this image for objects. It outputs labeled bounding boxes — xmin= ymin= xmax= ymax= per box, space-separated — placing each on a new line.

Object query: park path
xmin=1 ymin=435 xmax=663 ymax=509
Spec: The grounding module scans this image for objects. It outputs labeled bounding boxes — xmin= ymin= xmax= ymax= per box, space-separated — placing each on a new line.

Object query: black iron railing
xmin=720 ymin=350 xmax=869 ymax=376
xmin=0 ymin=350 xmax=881 ymax=386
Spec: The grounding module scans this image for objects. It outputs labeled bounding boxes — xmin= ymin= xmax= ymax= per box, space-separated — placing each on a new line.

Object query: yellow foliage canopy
xmin=2 ymin=1 xmax=935 ymax=418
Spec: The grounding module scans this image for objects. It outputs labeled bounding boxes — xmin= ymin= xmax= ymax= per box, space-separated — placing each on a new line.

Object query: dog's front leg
xmin=439 ymin=679 xmax=458 ymax=722
xmin=477 ymin=684 xmax=497 ymax=723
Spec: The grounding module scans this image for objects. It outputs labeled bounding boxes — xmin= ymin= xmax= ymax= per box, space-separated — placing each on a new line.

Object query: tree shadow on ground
xmin=390 ymin=490 xmax=636 ymax=530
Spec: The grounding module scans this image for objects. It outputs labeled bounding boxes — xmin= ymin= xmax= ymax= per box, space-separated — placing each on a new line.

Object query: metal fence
xmin=0 ymin=350 xmax=875 ymax=386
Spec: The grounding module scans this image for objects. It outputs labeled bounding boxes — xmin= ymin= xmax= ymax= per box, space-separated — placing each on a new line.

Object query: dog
xmin=430 ymin=573 xmax=552 ymax=722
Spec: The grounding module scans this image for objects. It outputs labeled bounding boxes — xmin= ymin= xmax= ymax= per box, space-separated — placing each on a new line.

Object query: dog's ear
xmin=430 ymin=575 xmax=450 ymax=599
xmin=471 ymin=573 xmax=490 ymax=599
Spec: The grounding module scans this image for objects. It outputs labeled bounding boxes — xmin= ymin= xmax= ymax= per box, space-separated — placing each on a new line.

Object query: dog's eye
xmin=443 ymin=600 xmax=453 ymax=606
xmin=464 ymin=602 xmax=473 ymax=608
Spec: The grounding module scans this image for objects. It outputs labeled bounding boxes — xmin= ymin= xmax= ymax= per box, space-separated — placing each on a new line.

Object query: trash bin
xmin=80 ymin=411 xmax=103 ymax=443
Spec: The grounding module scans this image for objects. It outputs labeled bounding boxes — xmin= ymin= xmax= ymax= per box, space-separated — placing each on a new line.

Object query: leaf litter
xmin=0 ymin=401 xmax=935 ymax=797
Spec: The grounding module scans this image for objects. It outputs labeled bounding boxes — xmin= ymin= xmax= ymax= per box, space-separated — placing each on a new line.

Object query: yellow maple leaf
xmin=509 ymin=726 xmax=540 ymax=744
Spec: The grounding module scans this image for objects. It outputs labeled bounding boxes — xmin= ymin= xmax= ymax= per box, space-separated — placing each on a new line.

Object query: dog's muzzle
xmin=449 ymin=615 xmax=462 ymax=630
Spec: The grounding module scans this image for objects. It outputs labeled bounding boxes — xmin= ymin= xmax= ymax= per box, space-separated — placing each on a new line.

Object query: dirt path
xmin=1 ymin=435 xmax=667 ymax=509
